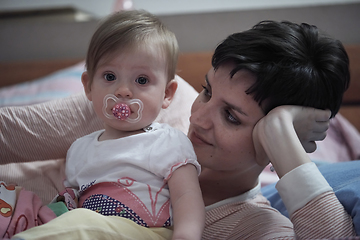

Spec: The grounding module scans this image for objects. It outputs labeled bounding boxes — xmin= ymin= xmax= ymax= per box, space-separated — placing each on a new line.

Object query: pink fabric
xmin=0 ymin=183 xmax=56 ymax=240
xmin=203 ymin=192 xmax=355 ymax=239
xmin=309 ymin=113 xmax=360 ymax=162
xmin=79 ymin=182 xmax=171 ymax=227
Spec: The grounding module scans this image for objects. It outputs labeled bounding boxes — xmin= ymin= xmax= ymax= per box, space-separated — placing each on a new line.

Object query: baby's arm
xmin=168 ymin=164 xmax=205 ymax=240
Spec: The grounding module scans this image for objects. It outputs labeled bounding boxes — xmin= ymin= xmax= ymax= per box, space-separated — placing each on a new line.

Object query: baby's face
xmin=84 ymin=44 xmax=170 ymax=132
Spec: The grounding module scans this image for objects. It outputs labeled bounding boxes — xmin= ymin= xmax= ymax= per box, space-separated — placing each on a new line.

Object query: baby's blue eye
xmin=104 ymin=73 xmax=116 ymax=81
xmin=136 ymin=77 xmax=148 ymax=85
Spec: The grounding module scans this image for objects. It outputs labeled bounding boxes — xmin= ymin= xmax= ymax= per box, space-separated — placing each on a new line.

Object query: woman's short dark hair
xmin=212 ymin=20 xmax=350 ymax=117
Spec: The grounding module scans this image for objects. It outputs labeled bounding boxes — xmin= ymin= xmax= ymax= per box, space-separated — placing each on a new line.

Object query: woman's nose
xmin=190 ymin=98 xmax=213 ymax=130
xmin=115 ymin=83 xmax=133 ymax=99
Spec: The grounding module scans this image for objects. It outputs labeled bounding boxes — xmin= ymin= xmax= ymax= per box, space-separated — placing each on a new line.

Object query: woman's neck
xmin=199 ymin=166 xmax=263 ymax=206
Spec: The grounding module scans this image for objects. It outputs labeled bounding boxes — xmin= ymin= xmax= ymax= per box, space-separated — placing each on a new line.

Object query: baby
xmin=13 ymin=9 xmax=204 ymax=240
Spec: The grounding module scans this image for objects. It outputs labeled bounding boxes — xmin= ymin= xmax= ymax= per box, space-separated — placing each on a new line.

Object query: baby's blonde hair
xmin=85 ymin=10 xmax=179 ymax=84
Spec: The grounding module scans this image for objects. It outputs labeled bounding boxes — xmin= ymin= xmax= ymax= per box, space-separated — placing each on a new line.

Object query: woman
xmin=193 ymin=21 xmax=354 ymax=239
xmin=2 ymin=20 xmax=355 ymax=239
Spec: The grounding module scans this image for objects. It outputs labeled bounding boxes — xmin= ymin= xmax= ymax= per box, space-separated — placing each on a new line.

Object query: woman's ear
xmin=81 ymin=71 xmax=92 ymax=101
xmin=162 ymin=80 xmax=178 ymax=109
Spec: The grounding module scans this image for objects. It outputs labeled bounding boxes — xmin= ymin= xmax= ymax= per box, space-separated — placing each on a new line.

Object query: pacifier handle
xmin=102 ymin=94 xmax=143 ymax=123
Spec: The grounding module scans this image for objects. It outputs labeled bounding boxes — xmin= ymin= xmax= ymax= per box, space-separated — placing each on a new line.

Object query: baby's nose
xmin=115 ymin=84 xmax=132 ymax=98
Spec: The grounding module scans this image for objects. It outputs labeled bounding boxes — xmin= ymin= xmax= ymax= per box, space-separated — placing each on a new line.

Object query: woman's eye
xmin=136 ymin=77 xmax=149 ymax=85
xmin=104 ymin=73 xmax=116 ymax=81
xmin=202 ymin=85 xmax=212 ymax=98
xmin=225 ymin=110 xmax=241 ymax=125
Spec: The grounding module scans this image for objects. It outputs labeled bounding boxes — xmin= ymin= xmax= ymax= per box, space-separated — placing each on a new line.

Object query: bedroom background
xmin=1 ymin=1 xmax=360 ymax=236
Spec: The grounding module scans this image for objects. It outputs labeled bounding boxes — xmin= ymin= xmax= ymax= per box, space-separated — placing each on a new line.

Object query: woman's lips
xmin=189 ymin=130 xmax=212 ymax=146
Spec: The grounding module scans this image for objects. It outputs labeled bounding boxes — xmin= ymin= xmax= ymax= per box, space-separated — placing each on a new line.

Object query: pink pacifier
xmin=103 ymin=94 xmax=143 ymax=123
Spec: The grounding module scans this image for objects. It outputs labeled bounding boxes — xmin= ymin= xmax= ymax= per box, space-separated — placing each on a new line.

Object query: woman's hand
xmin=285 ymin=106 xmax=331 ymax=153
xmin=253 ymin=106 xmax=331 ymax=177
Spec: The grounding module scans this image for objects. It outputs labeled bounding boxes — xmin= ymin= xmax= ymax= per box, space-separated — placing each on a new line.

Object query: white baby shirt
xmin=65 ymin=122 xmax=200 ymax=227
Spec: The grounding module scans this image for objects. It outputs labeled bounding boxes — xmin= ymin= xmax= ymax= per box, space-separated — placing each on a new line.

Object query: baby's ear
xmin=162 ymin=80 xmax=178 ymax=109
xmin=81 ymin=72 xmax=92 ymax=101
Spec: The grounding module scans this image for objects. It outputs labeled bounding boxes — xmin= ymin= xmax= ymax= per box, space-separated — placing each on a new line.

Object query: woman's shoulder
xmin=204 ymin=194 xmax=294 ymax=239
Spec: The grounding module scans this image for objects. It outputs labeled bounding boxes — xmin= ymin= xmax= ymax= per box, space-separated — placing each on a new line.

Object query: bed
xmin=1 ymin=46 xmax=360 ymax=238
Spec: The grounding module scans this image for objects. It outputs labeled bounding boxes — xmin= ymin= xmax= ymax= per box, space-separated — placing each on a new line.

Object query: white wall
xmin=1 ymin=1 xmax=360 ymax=61
xmin=131 ymin=0 xmax=360 ymax=15
xmin=2 ymin=0 xmax=360 ymax=17
xmin=0 ymin=0 xmax=115 ymax=18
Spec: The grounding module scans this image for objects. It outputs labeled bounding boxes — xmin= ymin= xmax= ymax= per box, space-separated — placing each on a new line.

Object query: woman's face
xmin=188 ymin=62 xmax=265 ymax=173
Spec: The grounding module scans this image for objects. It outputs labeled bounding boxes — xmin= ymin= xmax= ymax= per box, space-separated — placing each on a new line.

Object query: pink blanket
xmin=0 ymin=182 xmax=56 ymax=239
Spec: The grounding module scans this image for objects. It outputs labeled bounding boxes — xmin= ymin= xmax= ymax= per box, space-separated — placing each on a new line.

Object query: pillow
xmin=0 ymin=62 xmax=85 ymax=107
xmin=262 ymin=160 xmax=360 ymax=235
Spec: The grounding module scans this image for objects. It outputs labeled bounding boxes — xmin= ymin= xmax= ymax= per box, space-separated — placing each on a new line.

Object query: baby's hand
xmin=54 ymin=188 xmax=79 ymax=210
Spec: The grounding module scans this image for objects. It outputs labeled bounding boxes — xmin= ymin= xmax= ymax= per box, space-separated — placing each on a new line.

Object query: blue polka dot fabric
xmin=82 ymin=194 xmax=171 ymax=227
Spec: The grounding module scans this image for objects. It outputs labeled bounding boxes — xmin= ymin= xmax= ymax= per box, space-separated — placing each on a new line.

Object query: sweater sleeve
xmin=291 ymin=191 xmax=355 ymax=239
xmin=275 ymin=162 xmax=332 ymax=216
xmin=276 ymin=162 xmax=356 ymax=239
xmin=0 ymin=93 xmax=103 ymax=163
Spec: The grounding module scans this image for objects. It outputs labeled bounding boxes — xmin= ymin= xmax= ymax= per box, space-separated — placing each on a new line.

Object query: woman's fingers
xmin=270 ymin=106 xmax=331 ymax=153
xmin=314 ymin=108 xmax=331 ymax=122
xmin=302 ymin=141 xmax=317 ymax=153
xmin=295 ymin=108 xmax=330 ymax=152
